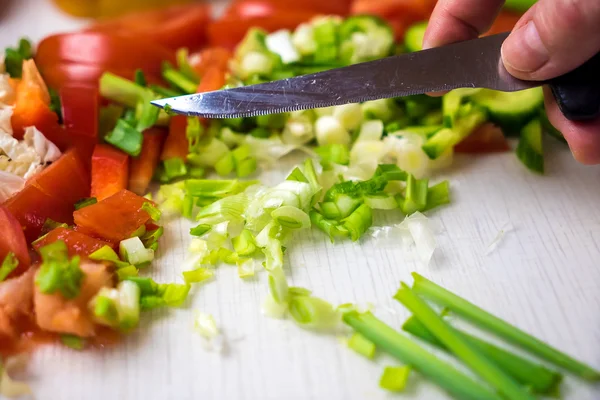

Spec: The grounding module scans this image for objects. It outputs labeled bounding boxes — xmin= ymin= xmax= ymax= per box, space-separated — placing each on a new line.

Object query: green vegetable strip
xmin=4 ymin=38 xmax=33 ymax=78
xmin=0 ymin=253 xmax=18 ymax=282
xmin=423 ymin=181 xmax=450 ymax=212
xmin=99 ymin=73 xmax=151 ymax=108
xmin=402 ymin=315 xmax=563 ymax=395
xmin=411 ymin=273 xmax=600 ymax=381
xmin=379 ymin=366 xmax=411 ymax=392
xmin=163 ymin=157 xmax=188 ymax=180
xmin=105 ymin=119 xmax=144 ymax=157
xmin=309 ymin=210 xmax=349 ymax=242
xmin=341 ymin=204 xmax=372 ymax=241
xmin=394 ymin=283 xmax=534 ymax=400
xmin=74 ymin=197 xmax=97 ymax=210
xmin=150 ymin=84 xmax=184 ymax=98
xmin=163 ymin=65 xmax=198 ymax=94
xmin=400 ymin=174 xmax=428 ymax=215
xmin=60 ymin=334 xmax=86 ymax=350
xmin=183 ymin=268 xmax=214 ymax=284
xmin=190 ymin=224 xmax=211 ymax=237
xmin=315 ymin=144 xmax=350 ymax=165
xmin=347 ymin=332 xmax=376 ymax=359
xmin=342 ymin=311 xmax=501 ymax=400
xmin=36 ymin=241 xmax=84 ymax=299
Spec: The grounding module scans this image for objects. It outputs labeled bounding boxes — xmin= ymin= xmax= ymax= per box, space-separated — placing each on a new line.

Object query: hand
xmin=424 ymin=0 xmax=600 ymax=164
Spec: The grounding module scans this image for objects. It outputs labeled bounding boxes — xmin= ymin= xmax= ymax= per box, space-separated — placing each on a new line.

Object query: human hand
xmin=423 ymin=0 xmax=600 ymax=164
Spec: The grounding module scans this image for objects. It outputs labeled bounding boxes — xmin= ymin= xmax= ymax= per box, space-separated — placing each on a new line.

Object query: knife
xmin=151 ymin=32 xmax=600 ymax=122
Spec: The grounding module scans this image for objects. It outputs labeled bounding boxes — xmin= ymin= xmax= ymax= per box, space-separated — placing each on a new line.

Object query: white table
xmin=2 ymin=2 xmax=599 ymax=399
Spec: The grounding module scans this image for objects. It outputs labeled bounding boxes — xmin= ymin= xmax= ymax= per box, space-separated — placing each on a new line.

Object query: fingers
xmin=501 ymin=0 xmax=600 ymax=80
xmin=423 ymin=0 xmax=505 ymax=49
xmin=544 ymin=87 xmax=600 ymax=165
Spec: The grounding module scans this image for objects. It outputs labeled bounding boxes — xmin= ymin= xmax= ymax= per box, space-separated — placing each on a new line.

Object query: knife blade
xmin=151 ymin=32 xmax=536 ymax=119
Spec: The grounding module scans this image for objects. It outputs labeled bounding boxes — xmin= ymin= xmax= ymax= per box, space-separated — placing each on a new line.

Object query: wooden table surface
xmin=1 ymin=2 xmax=599 ymax=399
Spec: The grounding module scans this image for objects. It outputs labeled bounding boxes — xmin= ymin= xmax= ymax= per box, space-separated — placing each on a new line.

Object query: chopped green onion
xmin=150 ymin=84 xmax=183 ymax=98
xmin=288 ymin=294 xmax=339 ymax=331
xmin=310 ymin=210 xmax=349 ymax=242
xmin=341 ymin=204 xmax=372 ymax=241
xmin=379 ymin=366 xmax=411 ymax=392
xmin=163 ymin=157 xmax=188 ymax=180
xmin=237 ymin=258 xmax=256 ymax=278
xmin=134 ymin=69 xmax=147 ymax=87
xmin=375 ymin=164 xmax=407 ymax=181
xmin=60 ymin=334 xmax=86 ymax=351
xmin=190 ymin=224 xmax=211 ymax=237
xmin=315 ymin=116 xmax=351 ymax=146
xmin=99 ymin=105 xmax=124 ymax=137
xmin=141 ymin=226 xmax=164 ymax=251
xmin=342 ymin=311 xmax=500 ymax=400
xmin=74 ymin=197 xmax=97 ymax=210
xmin=88 ymin=245 xmax=130 ymax=268
xmin=268 ymin=267 xmax=289 ymax=304
xmin=38 ymin=218 xmax=69 ymax=237
xmin=186 ymin=117 xmax=204 ymax=153
xmin=232 ymin=229 xmax=257 ymax=256
xmin=315 ymin=144 xmax=350 ymax=165
xmin=195 ymin=193 xmax=248 ymax=225
xmin=49 ymin=88 xmax=63 ymax=122
xmin=116 ymin=265 xmax=138 ymax=280
xmin=402 ymin=315 xmax=563 ymax=395
xmin=4 ymin=38 xmax=33 ymax=78
xmin=36 ymin=241 xmax=84 ymax=299
xmin=411 ymin=273 xmax=600 ymax=381
xmin=0 ymin=253 xmax=18 ymax=282
xmin=105 ymin=119 xmax=144 ymax=156
xmin=424 ymin=180 xmax=450 ymax=212
xmin=400 ymin=174 xmax=428 ymax=215
xmin=176 ymin=48 xmax=200 ymax=82
xmin=91 ymin=280 xmax=141 ymax=331
xmin=124 ymin=276 xmax=190 ymax=309
xmin=250 ymin=126 xmax=271 ymax=138
xmin=271 ymin=206 xmax=311 ymax=229
xmin=348 ymin=332 xmax=376 ymax=359
xmin=141 ymin=202 xmax=161 ymax=222
xmin=394 ymin=282 xmax=534 ymax=400
xmin=363 ymin=194 xmax=398 ymax=210
xmin=185 ymin=179 xmax=257 ymax=198
xmin=119 ymin=237 xmax=155 ymax=267
xmin=163 ymin=63 xmax=198 ymax=94
xmin=183 ymin=268 xmax=214 ymax=284
xmin=136 ymin=95 xmax=160 ymax=132
xmin=99 ymin=73 xmax=152 ymax=108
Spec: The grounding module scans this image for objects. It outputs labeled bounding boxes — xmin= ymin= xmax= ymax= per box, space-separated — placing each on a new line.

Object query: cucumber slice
xmin=404 ymin=22 xmax=427 ymax=52
xmin=442 ymin=88 xmax=482 ymax=127
xmin=423 ymin=108 xmax=487 ymax=159
xmin=391 ymin=125 xmax=443 ymax=138
xmin=471 ymin=87 xmax=544 ymax=134
xmin=516 ymin=119 xmax=544 ymax=174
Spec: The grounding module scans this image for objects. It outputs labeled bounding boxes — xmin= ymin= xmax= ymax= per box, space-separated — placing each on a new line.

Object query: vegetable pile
xmin=0 ymin=0 xmax=595 ymax=398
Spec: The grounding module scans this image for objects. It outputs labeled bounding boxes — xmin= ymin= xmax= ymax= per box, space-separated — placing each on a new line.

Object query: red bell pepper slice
xmin=160 ymin=115 xmax=189 ymax=161
xmin=196 ymin=66 xmax=227 ymax=94
xmin=455 ymin=123 xmax=511 ymax=153
xmin=60 ymin=86 xmax=100 ymax=163
xmin=190 ymin=47 xmax=232 ymax=78
xmin=91 ymin=144 xmax=130 ymax=201
xmin=0 ymin=205 xmax=30 ymax=277
xmin=129 ymin=128 xmax=167 ymax=195
xmin=73 ymin=189 xmax=153 ymax=243
xmin=33 ymin=227 xmax=111 ymax=258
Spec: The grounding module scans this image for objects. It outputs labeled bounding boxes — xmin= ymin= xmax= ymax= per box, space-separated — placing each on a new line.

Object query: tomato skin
xmin=208 ymin=11 xmax=320 ymax=49
xmin=129 ymin=128 xmax=167 ymax=196
xmin=33 ymin=227 xmax=110 ymax=258
xmin=91 ymin=145 xmax=130 ymax=201
xmin=86 ymin=4 xmax=211 ymax=51
xmin=160 ymin=115 xmax=189 ymax=161
xmin=455 ymin=123 xmax=511 ymax=153
xmin=73 ymin=189 xmax=152 ymax=243
xmin=0 ymin=205 xmax=30 ymax=277
xmin=36 ymin=33 xmax=174 ymax=89
xmin=61 ymin=86 xmax=100 ymax=163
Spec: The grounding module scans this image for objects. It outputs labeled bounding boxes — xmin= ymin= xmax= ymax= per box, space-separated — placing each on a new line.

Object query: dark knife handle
xmin=548 ymin=52 xmax=600 ymax=121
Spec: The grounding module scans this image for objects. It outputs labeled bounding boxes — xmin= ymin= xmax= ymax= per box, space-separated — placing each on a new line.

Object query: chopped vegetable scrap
xmin=0 ymin=0 xmax=594 ymax=398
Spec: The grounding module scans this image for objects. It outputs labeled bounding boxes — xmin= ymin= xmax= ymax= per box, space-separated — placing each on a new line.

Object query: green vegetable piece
xmin=342 ymin=311 xmax=500 ymax=400
xmin=400 ymin=174 xmax=429 ymax=215
xmin=503 ymin=0 xmax=537 ymax=13
xmin=89 ymin=245 xmax=129 ymax=268
xmin=341 ymin=204 xmax=372 ymax=241
xmin=309 ymin=210 xmax=349 ymax=242
xmin=423 ymin=180 xmax=451 ymax=212
xmin=162 ymin=63 xmax=198 ymax=94
xmin=190 ymin=224 xmax=211 ymax=237
xmin=348 ymin=332 xmax=376 ymax=359
xmin=60 ymin=334 xmax=86 ymax=351
xmin=150 ymin=84 xmax=184 ymax=98
xmin=176 ymin=48 xmax=200 ymax=83
xmin=116 ymin=266 xmax=139 ymax=281
xmin=4 ymin=38 xmax=33 ymax=77
xmin=141 ymin=202 xmax=162 ymax=222
xmin=105 ymin=119 xmax=144 ymax=157
xmin=49 ymin=88 xmax=63 ymax=122
xmin=232 ymin=229 xmax=257 ymax=256
xmin=404 ymin=21 xmax=427 ymax=52
xmin=99 ymin=105 xmax=125 ymax=137
xmin=411 ymin=272 xmax=600 ymax=381
xmin=134 ymin=69 xmax=147 ymax=87
xmin=36 ymin=241 xmax=84 ymax=299
xmin=516 ymin=119 xmax=544 ymax=174
xmin=339 ymin=15 xmax=394 ymax=64
xmin=395 ymin=282 xmax=536 ymax=400
xmin=0 ymin=253 xmax=18 ymax=282
xmin=315 ymin=144 xmax=350 ymax=165
xmin=256 ymin=113 xmax=287 ymax=129
xmin=249 ymin=126 xmax=270 ymax=138
xmin=402 ymin=315 xmax=563 ymax=395
xmin=99 ymin=73 xmax=152 ymax=108
xmin=288 ymin=294 xmax=339 ymax=331
xmin=183 ymin=268 xmax=214 ymax=284
xmin=379 ymin=366 xmax=411 ymax=392
xmin=215 ymin=152 xmax=235 ymax=176
xmin=74 ymin=197 xmax=98 ymax=211
xmin=163 ymin=157 xmax=188 ymax=180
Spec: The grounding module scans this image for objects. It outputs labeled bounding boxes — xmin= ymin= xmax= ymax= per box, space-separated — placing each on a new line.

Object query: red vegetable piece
xmin=0 ymin=205 xmax=30 ymax=277
xmin=160 ymin=115 xmax=189 ymax=161
xmin=73 ymin=189 xmax=152 ymax=243
xmin=33 ymin=227 xmax=110 ymax=258
xmin=455 ymin=123 xmax=511 ymax=153
xmin=60 ymin=86 xmax=100 ymax=163
xmin=91 ymin=144 xmax=130 ymax=201
xmin=129 ymin=128 xmax=167 ymax=196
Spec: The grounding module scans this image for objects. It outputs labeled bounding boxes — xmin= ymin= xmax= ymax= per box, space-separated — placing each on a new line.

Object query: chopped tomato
xmin=160 ymin=115 xmax=189 ymax=161
xmin=190 ymin=47 xmax=232 ymax=78
xmin=33 ymin=227 xmax=110 ymax=258
xmin=196 ymin=66 xmax=227 ymax=94
xmin=208 ymin=11 xmax=320 ymax=49
xmin=86 ymin=4 xmax=211 ymax=51
xmin=61 ymin=86 xmax=100 ymax=162
xmin=484 ymin=11 xmax=522 ymax=36
xmin=224 ymin=0 xmax=350 ymax=18
xmin=36 ymin=33 xmax=174 ymax=89
xmin=0 ymin=205 xmax=30 ymax=277
xmin=91 ymin=145 xmax=129 ymax=201
xmin=129 ymin=128 xmax=167 ymax=195
xmin=455 ymin=123 xmax=511 ymax=153
xmin=73 ymin=189 xmax=152 ymax=243
xmin=11 ymin=60 xmax=69 ymax=149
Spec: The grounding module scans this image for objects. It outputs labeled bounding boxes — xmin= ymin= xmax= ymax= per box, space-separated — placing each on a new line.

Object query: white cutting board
xmin=1 ymin=1 xmax=600 ymax=399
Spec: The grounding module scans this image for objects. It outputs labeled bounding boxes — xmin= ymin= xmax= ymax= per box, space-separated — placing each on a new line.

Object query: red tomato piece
xmin=190 ymin=47 xmax=232 ymax=78
xmin=129 ymin=128 xmax=167 ymax=196
xmin=86 ymin=4 xmax=211 ymax=51
xmin=160 ymin=115 xmax=189 ymax=161
xmin=455 ymin=123 xmax=511 ymax=153
xmin=208 ymin=11 xmax=320 ymax=49
xmin=36 ymin=33 xmax=174 ymax=88
xmin=33 ymin=227 xmax=110 ymax=258
xmin=0 ymin=205 xmax=30 ymax=277
xmin=61 ymin=86 xmax=100 ymax=163
xmin=224 ymin=0 xmax=350 ymax=18
xmin=91 ymin=145 xmax=129 ymax=201
xmin=73 ymin=189 xmax=152 ymax=243
xmin=196 ymin=66 xmax=227 ymax=94
xmin=40 ymin=62 xmax=158 ymax=90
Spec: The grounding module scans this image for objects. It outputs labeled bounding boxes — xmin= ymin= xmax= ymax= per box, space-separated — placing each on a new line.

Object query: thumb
xmin=501 ymin=0 xmax=600 ymax=81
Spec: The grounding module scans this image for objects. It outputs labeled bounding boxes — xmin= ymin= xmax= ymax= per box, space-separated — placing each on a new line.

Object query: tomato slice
xmin=129 ymin=128 xmax=167 ymax=196
xmin=61 ymin=86 xmax=100 ymax=162
xmin=86 ymin=4 xmax=210 ymax=51
xmin=73 ymin=189 xmax=152 ymax=243
xmin=160 ymin=115 xmax=189 ymax=161
xmin=224 ymin=0 xmax=350 ymax=18
xmin=208 ymin=11 xmax=320 ymax=49
xmin=36 ymin=33 xmax=174 ymax=88
xmin=33 ymin=227 xmax=110 ymax=258
xmin=0 ymin=205 xmax=30 ymax=277
xmin=190 ymin=47 xmax=232 ymax=78
xmin=91 ymin=144 xmax=130 ymax=201
xmin=455 ymin=123 xmax=511 ymax=153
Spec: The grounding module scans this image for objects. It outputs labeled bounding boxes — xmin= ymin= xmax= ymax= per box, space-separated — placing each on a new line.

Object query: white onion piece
xmin=485 ymin=222 xmax=514 ymax=255
xmin=400 ymin=212 xmax=438 ymax=266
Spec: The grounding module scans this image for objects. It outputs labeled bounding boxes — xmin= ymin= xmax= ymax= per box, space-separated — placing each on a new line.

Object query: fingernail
xmin=501 ymin=20 xmax=549 ymax=73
